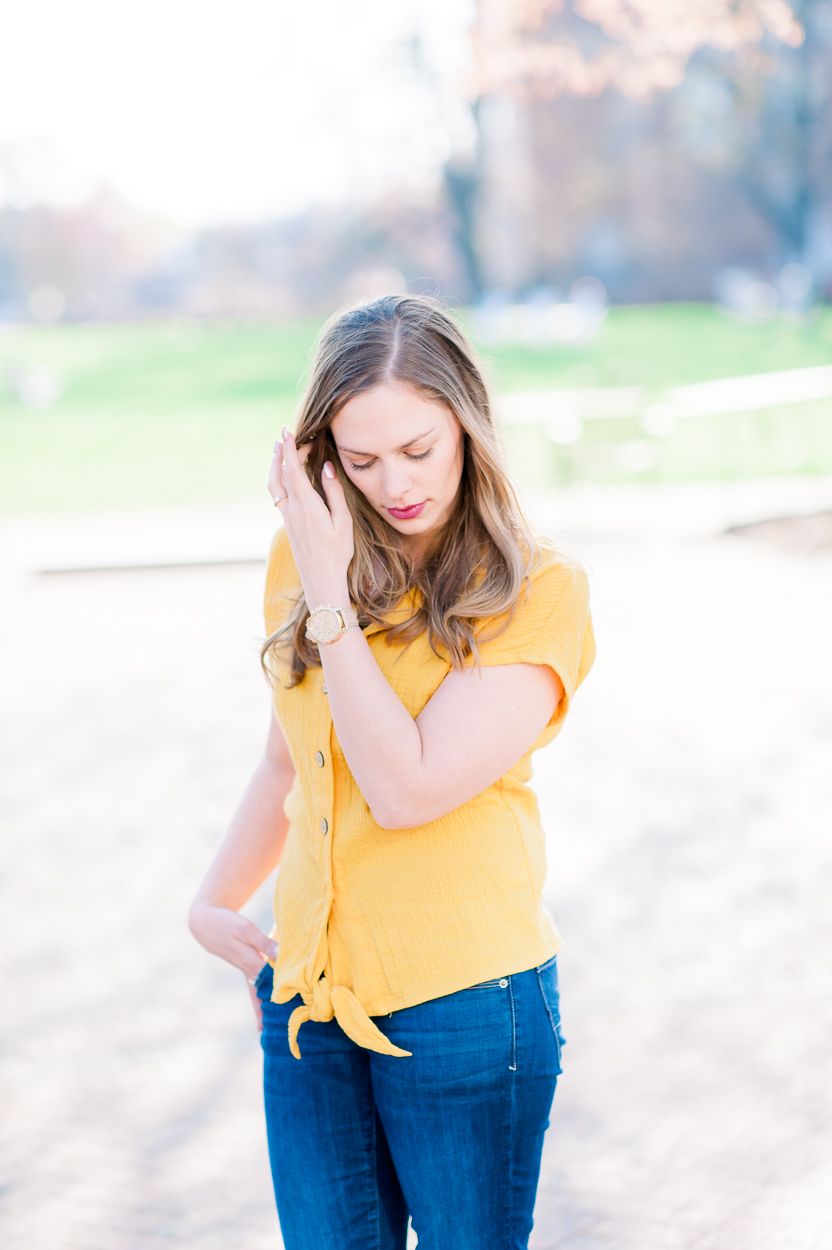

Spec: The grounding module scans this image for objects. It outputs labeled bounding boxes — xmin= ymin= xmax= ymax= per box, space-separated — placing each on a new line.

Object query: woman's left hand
xmin=269 ymin=429 xmax=354 ymax=606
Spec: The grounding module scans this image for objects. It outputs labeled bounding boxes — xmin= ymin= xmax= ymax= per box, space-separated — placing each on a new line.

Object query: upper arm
xmin=264 ymin=707 xmax=296 ymax=778
xmin=395 ymin=661 xmax=562 ymax=827
xmin=382 ymin=557 xmax=593 ymax=829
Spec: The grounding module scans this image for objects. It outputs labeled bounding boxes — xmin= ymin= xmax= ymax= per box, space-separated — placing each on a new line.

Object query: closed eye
xmin=348 ymin=447 xmax=434 ymax=472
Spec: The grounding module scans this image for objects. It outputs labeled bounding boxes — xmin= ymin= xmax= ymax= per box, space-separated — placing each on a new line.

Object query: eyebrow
xmin=336 ymin=427 xmax=436 ymax=457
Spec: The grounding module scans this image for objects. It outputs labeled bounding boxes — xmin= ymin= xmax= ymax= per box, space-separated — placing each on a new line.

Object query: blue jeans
xmin=256 ymin=957 xmax=564 ymax=1250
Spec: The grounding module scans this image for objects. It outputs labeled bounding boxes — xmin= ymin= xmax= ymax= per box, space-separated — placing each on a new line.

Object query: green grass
xmin=0 ymin=321 xmax=321 ymax=511
xmin=471 ymin=302 xmax=832 ymax=393
xmin=1 ymin=305 xmax=831 ymax=511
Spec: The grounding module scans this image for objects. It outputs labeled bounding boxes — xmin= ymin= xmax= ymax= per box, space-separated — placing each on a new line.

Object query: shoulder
xmin=516 ymin=542 xmax=590 ymax=631
xmin=471 ymin=542 xmax=595 ymax=699
xmin=264 ymin=526 xmax=302 ymax=635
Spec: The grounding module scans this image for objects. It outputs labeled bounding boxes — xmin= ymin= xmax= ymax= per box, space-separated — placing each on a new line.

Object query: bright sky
xmin=0 ymin=0 xmax=475 ymax=225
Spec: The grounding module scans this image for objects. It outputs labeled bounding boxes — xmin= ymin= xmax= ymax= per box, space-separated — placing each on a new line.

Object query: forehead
xmin=331 ymin=383 xmax=455 ymax=451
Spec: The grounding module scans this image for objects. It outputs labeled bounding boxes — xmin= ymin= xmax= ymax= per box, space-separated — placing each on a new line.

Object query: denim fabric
xmin=256 ymin=957 xmax=564 ymax=1250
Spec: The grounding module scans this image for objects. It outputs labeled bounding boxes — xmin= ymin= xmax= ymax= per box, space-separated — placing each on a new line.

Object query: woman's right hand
xmin=188 ymin=900 xmax=278 ymax=1030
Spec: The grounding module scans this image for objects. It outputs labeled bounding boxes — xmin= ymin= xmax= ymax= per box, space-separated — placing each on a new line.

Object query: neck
xmin=401 ymin=533 xmax=432 ymax=563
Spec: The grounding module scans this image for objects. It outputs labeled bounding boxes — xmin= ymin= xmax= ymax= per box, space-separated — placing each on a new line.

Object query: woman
xmin=189 ymin=295 xmax=594 ymax=1250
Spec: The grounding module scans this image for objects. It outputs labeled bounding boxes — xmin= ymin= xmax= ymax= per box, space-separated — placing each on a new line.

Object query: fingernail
xmin=323 ymin=461 xmax=335 ymax=478
xmin=282 ymin=426 xmax=290 ymax=441
xmin=274 ymin=439 xmax=281 ymax=453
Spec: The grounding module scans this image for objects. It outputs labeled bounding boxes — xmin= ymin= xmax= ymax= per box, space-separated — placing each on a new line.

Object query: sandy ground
xmin=1 ymin=478 xmax=831 ymax=1250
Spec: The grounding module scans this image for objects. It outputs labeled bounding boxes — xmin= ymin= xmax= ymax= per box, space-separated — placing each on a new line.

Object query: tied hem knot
xmin=286 ymin=975 xmax=411 ymax=1059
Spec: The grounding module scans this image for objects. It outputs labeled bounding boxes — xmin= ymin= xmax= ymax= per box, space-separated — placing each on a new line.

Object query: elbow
xmin=368 ymin=802 xmax=407 ymax=831
xmin=187 ymin=898 xmax=204 ymax=943
xmin=369 ymin=792 xmax=433 ymax=831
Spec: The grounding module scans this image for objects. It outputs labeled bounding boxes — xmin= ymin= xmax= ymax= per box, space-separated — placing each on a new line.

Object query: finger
xmin=280 ymin=427 xmax=309 ymax=495
xmin=246 ymin=978 xmax=264 ymax=1033
xmin=235 ymin=922 xmax=278 ymax=978
xmin=238 ymin=948 xmax=277 ymax=982
xmin=233 ymin=940 xmax=265 ymax=980
xmin=268 ymin=441 xmax=287 ymax=503
xmin=246 ymin=920 xmax=282 ymax=965
xmin=320 ymin=461 xmax=352 ymax=525
xmin=242 ymin=919 xmax=279 ymax=963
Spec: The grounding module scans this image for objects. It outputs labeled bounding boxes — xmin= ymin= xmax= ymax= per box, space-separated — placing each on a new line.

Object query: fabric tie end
xmin=287 ymin=1003 xmax=311 ymax=1060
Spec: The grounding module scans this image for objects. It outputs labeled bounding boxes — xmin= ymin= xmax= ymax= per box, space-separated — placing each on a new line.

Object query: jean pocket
xmin=535 ymin=960 xmax=565 ymax=1073
xmin=254 ymin=962 xmax=273 ymax=998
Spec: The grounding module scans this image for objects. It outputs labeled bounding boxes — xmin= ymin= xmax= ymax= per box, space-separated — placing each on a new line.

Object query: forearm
xmin=311 ymin=583 xmax=560 ymax=831
xmin=314 ymin=595 xmax=426 ymax=828
xmin=188 ymin=741 xmax=295 ymax=990
xmin=190 ymin=754 xmax=295 ymax=915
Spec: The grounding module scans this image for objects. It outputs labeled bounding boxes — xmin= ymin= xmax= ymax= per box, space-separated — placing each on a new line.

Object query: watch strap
xmin=337 ymin=605 xmax=359 ymax=630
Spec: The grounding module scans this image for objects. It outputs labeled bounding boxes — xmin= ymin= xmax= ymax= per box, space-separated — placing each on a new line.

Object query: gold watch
xmin=305 ymin=604 xmax=359 ymax=645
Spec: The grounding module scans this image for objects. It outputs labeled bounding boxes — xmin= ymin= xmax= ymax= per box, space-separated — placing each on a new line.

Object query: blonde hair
xmin=262 ymin=294 xmax=541 ymax=686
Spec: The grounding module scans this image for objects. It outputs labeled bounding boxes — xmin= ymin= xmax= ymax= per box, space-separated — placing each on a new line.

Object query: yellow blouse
xmin=263 ymin=527 xmax=594 ymax=1059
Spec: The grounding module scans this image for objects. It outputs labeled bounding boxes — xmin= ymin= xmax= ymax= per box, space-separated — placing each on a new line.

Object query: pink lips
xmin=387 ymin=501 xmax=427 ymax=521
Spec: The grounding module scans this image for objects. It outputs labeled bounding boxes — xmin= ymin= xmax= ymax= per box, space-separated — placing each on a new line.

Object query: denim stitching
xmin=506 ymin=973 xmax=518 ymax=1248
xmin=508 ymin=974 xmax=517 ymax=1072
xmin=370 ymin=1096 xmax=381 ymax=1250
xmin=535 ymin=966 xmax=563 ymax=1071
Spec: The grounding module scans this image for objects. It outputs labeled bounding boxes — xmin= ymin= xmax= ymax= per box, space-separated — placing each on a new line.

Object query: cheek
xmin=443 ymin=435 xmax=465 ymax=487
xmin=342 ymin=465 xmax=382 ymax=505
xmin=422 ymin=448 xmax=458 ymax=495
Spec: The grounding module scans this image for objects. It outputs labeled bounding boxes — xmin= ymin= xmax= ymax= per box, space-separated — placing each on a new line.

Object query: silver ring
xmin=247 ymin=977 xmax=256 ymax=985
xmin=272 ymin=493 xmax=288 ymax=506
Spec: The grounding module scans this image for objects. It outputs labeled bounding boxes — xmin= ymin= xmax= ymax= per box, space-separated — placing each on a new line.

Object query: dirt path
xmin=1 ymin=484 xmax=830 ymax=1249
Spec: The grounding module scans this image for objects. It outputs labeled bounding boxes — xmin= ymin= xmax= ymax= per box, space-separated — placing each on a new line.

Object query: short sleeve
xmin=264 ymin=525 xmax=302 ymax=636
xmin=467 ymin=557 xmax=595 ymax=739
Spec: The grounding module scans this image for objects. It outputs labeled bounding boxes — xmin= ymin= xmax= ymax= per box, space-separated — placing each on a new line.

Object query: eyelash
xmin=348 ymin=448 xmax=433 ymax=472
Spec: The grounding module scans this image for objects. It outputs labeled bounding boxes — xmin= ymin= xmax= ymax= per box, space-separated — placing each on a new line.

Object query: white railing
xmin=498 ymin=364 xmax=832 ymax=425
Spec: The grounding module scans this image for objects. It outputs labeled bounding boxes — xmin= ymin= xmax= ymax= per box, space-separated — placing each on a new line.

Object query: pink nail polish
xmin=323 ymin=462 xmax=335 ymax=478
xmin=282 ymin=427 xmax=290 ymax=441
xmin=274 ymin=439 xmax=280 ymax=453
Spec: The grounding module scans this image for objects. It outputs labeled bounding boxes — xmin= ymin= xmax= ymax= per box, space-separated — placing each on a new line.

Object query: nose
xmin=380 ymin=460 xmax=414 ymax=503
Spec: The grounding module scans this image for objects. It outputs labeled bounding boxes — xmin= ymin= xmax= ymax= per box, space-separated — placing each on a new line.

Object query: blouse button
xmin=315 ymin=751 xmax=325 ymax=767
xmin=499 ymin=978 xmax=509 ymax=988
xmin=320 ymin=818 xmax=329 ymax=835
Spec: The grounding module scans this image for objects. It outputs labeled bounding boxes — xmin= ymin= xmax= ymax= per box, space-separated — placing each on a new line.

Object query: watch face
xmin=307 ymin=608 xmax=341 ymax=643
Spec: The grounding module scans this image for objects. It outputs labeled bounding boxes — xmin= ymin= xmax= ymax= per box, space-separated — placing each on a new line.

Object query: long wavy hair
xmin=262 ymin=294 xmax=542 ymax=686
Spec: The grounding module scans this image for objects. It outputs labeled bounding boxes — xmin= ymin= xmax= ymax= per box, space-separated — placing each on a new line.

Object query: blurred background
xmin=1 ymin=3 xmax=831 ymax=1248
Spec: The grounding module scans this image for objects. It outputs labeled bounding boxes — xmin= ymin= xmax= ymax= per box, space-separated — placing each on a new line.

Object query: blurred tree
xmin=721 ymin=1 xmax=832 ymax=270
xmin=465 ymin=0 xmax=832 ymax=297
xmin=473 ymin=0 xmax=803 ymax=99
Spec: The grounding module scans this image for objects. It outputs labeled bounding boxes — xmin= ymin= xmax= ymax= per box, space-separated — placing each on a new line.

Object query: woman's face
xmin=330 ymin=382 xmax=465 ymax=556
